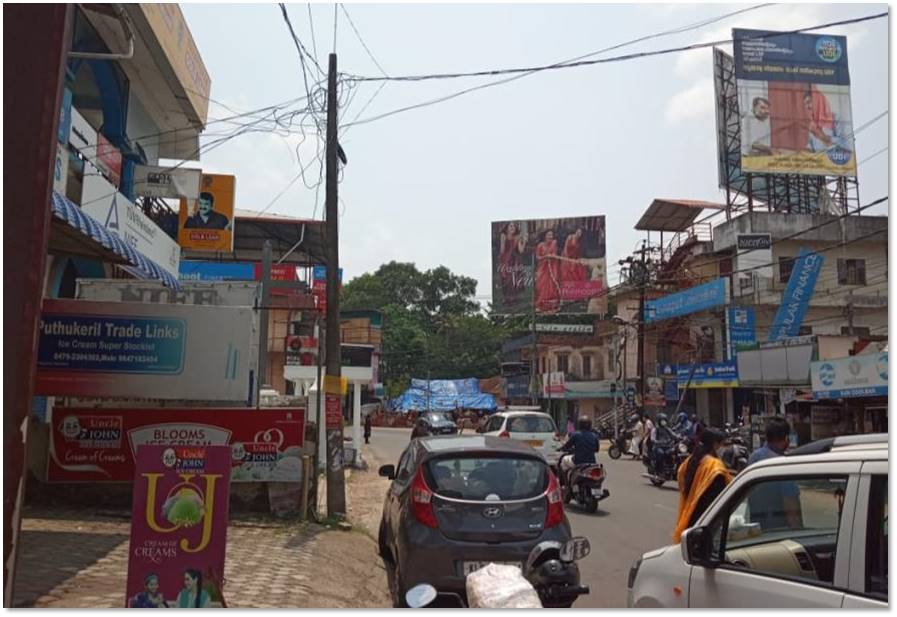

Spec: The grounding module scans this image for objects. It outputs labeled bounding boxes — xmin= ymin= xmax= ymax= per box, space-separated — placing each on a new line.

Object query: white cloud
xmin=665 ymin=78 xmax=715 ymax=124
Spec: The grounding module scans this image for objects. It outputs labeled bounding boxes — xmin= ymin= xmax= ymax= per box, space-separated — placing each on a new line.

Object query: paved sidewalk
xmin=13 ymin=459 xmax=392 ymax=608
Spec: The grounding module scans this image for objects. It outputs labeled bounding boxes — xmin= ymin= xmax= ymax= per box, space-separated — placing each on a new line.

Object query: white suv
xmin=627 ymin=434 xmax=887 ymax=608
xmin=480 ymin=411 xmax=564 ymax=465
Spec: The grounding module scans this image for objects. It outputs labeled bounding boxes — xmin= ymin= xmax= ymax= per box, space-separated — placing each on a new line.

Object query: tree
xmin=340 ymin=262 xmax=504 ymax=397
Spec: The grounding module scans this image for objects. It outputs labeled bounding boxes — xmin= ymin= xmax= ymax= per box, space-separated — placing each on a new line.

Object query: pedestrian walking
xmin=642 ymin=414 xmax=655 ymax=459
xmin=673 ymin=427 xmax=732 ymax=543
xmin=364 ymin=413 xmax=372 ymax=444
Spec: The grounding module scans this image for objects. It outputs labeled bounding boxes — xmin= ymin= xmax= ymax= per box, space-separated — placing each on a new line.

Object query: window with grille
xmin=557 ymin=354 xmax=569 ymax=374
xmin=779 ymin=256 xmax=795 ymax=283
xmin=582 ymin=355 xmax=592 ymax=379
xmin=837 ymin=259 xmax=866 ymax=286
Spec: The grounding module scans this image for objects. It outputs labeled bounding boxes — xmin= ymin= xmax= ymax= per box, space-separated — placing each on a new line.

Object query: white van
xmin=627 ymin=434 xmax=887 ymax=608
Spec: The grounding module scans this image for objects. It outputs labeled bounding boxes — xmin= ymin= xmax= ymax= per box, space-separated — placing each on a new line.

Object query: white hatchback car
xmin=627 ymin=434 xmax=887 ymax=609
xmin=480 ymin=411 xmax=565 ymax=465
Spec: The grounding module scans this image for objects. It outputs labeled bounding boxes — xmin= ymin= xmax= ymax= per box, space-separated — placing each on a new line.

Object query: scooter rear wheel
xmin=608 ymin=445 xmax=622 ymax=460
xmin=650 ymin=476 xmax=666 ymax=487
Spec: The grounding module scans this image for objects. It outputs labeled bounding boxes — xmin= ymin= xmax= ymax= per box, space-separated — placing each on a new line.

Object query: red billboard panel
xmin=49 ymin=408 xmax=305 ymax=483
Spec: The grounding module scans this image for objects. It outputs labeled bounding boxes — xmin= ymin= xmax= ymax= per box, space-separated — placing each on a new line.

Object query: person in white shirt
xmin=742 ymin=96 xmax=773 ymax=156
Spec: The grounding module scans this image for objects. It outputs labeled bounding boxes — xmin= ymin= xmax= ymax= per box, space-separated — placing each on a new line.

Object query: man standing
xmin=748 ymin=417 xmax=791 ymax=465
xmin=185 ymin=191 xmax=230 ymax=229
xmin=748 ymin=417 xmax=802 ymax=530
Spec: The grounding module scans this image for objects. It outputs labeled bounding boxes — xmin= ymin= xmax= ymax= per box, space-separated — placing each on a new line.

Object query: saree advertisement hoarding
xmin=125 ymin=445 xmax=230 ymax=608
xmin=491 ymin=216 xmax=606 ymax=315
xmin=48 ymin=407 xmax=305 ymax=483
xmin=734 ymin=28 xmax=856 ymax=177
xmin=36 ymin=299 xmax=254 ymax=401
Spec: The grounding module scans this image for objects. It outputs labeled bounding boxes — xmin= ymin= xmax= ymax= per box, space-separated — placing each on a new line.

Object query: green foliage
xmin=340 ymin=262 xmax=505 ymax=395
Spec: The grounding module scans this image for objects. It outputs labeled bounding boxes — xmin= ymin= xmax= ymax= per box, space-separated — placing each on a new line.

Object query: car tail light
xmin=411 ymin=468 xmax=438 ymax=528
xmin=545 ymin=470 xmax=565 ymax=528
xmin=499 ymin=431 xmax=510 ymax=439
xmin=589 ymin=467 xmax=604 ymax=480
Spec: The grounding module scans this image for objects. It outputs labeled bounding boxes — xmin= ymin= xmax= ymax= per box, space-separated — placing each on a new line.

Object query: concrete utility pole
xmin=324 ymin=52 xmax=347 ymax=516
xmin=636 ymin=241 xmax=648 ymax=404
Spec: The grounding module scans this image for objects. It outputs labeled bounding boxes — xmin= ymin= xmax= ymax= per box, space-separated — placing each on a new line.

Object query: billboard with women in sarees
xmin=491 ymin=216 xmax=606 ymax=315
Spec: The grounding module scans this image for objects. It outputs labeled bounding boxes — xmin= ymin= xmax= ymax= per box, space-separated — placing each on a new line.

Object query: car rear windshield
xmin=426 ymin=456 xmax=547 ymax=501
xmin=508 ymin=415 xmax=557 ymax=434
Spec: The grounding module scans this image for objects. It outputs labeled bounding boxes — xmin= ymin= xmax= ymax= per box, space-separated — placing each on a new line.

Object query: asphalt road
xmin=362 ymin=427 xmax=680 ymax=608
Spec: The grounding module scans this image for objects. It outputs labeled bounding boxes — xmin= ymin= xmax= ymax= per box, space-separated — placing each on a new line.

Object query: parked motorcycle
xmin=405 ymin=537 xmax=592 ymax=608
xmin=720 ymin=423 xmax=749 ymax=473
xmin=607 ymin=428 xmax=636 ymax=460
xmin=642 ymin=433 xmax=690 ymax=487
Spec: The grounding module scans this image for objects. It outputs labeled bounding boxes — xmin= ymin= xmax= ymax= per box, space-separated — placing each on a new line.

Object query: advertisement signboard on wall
xmin=735 ymin=234 xmax=772 ymax=295
xmin=133 ymin=165 xmax=202 ymax=200
xmin=727 ymin=306 xmax=757 ymax=357
xmin=125 ymin=445 xmax=230 ymax=608
xmin=811 ymin=352 xmax=887 ymax=399
xmin=768 ymin=248 xmax=824 ymax=342
xmin=644 ymin=278 xmax=729 ymax=323
xmin=491 ymin=216 xmax=607 ymax=315
xmin=312 ymin=265 xmax=343 ymax=312
xmin=36 ymin=299 xmax=254 ymax=401
xmin=734 ymin=28 xmax=856 ymax=177
xmin=81 ymin=173 xmax=181 ymax=279
xmin=68 ymin=107 xmax=97 ymax=158
xmin=178 ymin=174 xmax=236 ymax=252
xmin=96 ymin=133 xmax=123 ymax=187
xmin=48 ymin=407 xmax=305 ymax=483
xmin=676 ymin=362 xmax=739 ymax=388
xmin=53 ymin=144 xmax=69 ymax=195
xmin=644 ymin=377 xmax=666 ymax=407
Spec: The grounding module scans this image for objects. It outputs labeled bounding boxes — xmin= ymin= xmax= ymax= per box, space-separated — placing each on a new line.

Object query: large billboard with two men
xmin=491 ymin=215 xmax=606 ymax=315
xmin=735 ymin=28 xmax=856 ymax=177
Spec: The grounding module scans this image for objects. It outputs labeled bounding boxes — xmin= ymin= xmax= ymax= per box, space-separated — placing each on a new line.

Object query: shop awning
xmin=50 ymin=191 xmax=179 ymax=288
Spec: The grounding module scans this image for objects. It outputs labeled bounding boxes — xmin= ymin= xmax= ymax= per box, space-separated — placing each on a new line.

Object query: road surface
xmin=362 ymin=427 xmax=680 ymax=608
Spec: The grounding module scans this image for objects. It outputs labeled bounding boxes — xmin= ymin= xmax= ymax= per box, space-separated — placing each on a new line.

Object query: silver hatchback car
xmin=377 ymin=435 xmax=580 ymax=607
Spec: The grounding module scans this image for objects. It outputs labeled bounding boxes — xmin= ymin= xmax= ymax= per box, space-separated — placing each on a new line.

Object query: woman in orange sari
xmin=673 ymin=427 xmax=732 ymax=543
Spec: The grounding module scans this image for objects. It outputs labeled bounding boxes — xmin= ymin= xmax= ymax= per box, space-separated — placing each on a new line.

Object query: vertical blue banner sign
xmin=728 ymin=306 xmax=756 ymax=358
xmin=768 ymin=248 xmax=824 ymax=342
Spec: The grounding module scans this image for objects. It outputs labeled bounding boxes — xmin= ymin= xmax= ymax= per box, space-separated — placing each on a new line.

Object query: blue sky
xmin=180 ymin=2 xmax=889 ymax=299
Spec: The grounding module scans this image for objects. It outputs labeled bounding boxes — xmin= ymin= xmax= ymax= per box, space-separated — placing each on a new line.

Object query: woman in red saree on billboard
xmin=498 ymin=222 xmax=527 ymax=309
xmin=561 ymin=228 xmax=590 ymax=284
xmin=535 ymin=229 xmax=561 ymax=313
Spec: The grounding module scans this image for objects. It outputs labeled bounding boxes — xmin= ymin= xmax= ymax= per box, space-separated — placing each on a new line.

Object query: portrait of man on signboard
xmin=178 ymin=174 xmax=236 ymax=252
xmin=185 ymin=192 xmax=231 ymax=230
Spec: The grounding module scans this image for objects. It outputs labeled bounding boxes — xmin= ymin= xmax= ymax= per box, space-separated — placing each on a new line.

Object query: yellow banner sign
xmin=178 ymin=174 xmax=235 ymax=252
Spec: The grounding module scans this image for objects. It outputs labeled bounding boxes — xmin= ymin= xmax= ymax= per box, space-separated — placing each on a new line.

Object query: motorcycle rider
xmin=559 ymin=417 xmax=601 ymax=486
xmin=650 ymin=413 xmax=678 ymax=474
xmin=673 ymin=412 xmax=693 ymax=437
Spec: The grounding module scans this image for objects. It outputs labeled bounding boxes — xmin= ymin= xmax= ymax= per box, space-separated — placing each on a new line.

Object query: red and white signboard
xmin=96 ymin=133 xmax=123 ymax=187
xmin=48 ymin=408 xmax=305 ymax=483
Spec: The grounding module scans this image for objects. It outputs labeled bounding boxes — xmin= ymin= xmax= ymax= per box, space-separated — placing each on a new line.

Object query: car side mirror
xmin=379 ymin=464 xmax=396 ymax=480
xmin=682 ymin=526 xmax=719 ymax=568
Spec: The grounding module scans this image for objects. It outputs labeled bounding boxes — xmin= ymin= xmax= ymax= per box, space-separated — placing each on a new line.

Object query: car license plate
xmin=590 ymin=488 xmax=603 ymax=497
xmin=461 ymin=561 xmax=521 ymax=576
xmin=526 ymin=440 xmax=543 ymax=447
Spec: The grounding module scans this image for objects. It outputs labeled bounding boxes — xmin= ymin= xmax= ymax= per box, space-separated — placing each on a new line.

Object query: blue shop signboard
xmin=644 ymin=279 xmax=728 ymax=323
xmin=676 ymin=361 xmax=739 ymax=389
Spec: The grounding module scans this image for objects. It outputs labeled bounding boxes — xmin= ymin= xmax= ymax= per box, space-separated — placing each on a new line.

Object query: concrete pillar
xmin=353 ymin=382 xmax=362 ymax=464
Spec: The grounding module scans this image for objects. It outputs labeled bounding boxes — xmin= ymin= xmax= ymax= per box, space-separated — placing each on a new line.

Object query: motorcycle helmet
xmin=656 ymin=412 xmax=669 ymax=426
xmin=675 ymin=412 xmax=688 ymax=425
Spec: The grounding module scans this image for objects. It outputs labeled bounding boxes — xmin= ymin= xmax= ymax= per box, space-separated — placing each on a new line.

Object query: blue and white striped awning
xmin=51 ymin=190 xmax=179 ymax=289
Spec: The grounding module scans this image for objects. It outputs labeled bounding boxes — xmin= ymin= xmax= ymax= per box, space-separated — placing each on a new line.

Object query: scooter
xmin=607 ymin=428 xmax=637 ymax=460
xmin=404 ymin=537 xmax=592 ymax=608
xmin=556 ymin=456 xmax=610 ymax=513
xmin=720 ymin=423 xmax=749 ymax=473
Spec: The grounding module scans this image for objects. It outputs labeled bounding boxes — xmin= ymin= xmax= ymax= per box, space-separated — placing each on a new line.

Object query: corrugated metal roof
xmin=635 ymin=198 xmax=725 ymax=232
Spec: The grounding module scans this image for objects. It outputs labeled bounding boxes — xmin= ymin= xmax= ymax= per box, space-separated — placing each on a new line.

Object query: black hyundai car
xmin=377 ymin=435 xmax=581 ymax=607
xmin=419 ymin=412 xmax=458 ymax=435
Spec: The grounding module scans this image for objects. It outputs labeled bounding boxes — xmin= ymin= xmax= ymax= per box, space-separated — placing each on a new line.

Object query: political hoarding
xmin=125 ymin=445 xmax=230 ymax=608
xmin=811 ymin=353 xmax=887 ymax=400
xmin=36 ymin=299 xmax=255 ymax=401
xmin=48 ymin=407 xmax=305 ymax=483
xmin=133 ymin=165 xmax=202 ymax=200
xmin=644 ymin=278 xmax=728 ymax=323
xmin=178 ymin=174 xmax=236 ymax=252
xmin=81 ymin=173 xmax=181 ymax=279
xmin=492 ymin=216 xmax=607 ymax=315
xmin=734 ymin=28 xmax=856 ymax=177
xmin=768 ymin=248 xmax=824 ymax=342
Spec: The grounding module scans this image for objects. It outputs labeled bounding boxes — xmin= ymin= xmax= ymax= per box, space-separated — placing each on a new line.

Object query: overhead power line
xmin=344 ymin=11 xmax=887 ymax=83
xmin=340 ymin=11 xmax=887 ymax=129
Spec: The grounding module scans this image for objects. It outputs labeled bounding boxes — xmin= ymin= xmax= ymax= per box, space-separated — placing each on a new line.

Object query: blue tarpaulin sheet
xmin=390 ymin=379 xmax=497 ymax=413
